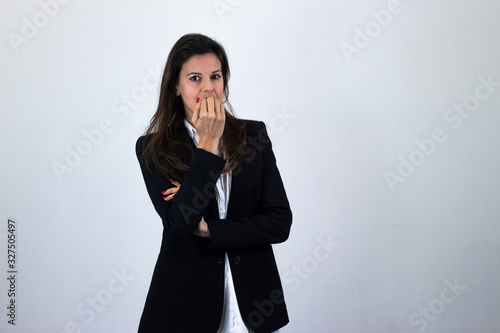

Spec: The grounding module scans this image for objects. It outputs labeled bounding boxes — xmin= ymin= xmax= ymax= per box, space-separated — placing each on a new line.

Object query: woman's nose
xmin=202 ymin=79 xmax=214 ymax=92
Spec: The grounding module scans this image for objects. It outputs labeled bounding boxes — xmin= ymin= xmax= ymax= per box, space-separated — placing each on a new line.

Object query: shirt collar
xmin=183 ymin=119 xmax=199 ymax=147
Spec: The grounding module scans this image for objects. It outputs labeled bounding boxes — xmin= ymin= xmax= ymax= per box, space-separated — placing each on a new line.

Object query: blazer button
xmin=233 ymin=256 xmax=241 ymax=264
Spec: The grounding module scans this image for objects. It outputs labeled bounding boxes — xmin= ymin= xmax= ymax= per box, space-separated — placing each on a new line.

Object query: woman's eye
xmin=211 ymin=74 xmax=221 ymax=80
xmin=189 ymin=76 xmax=200 ymax=82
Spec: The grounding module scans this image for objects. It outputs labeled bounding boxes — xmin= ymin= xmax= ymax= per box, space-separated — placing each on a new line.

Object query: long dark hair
xmin=142 ymin=33 xmax=246 ymax=178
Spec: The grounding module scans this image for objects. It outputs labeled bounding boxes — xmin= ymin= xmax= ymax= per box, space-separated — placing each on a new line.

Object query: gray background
xmin=1 ymin=0 xmax=500 ymax=332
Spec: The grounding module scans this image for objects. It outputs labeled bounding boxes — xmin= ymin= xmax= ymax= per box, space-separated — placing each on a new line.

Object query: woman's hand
xmin=193 ymin=217 xmax=211 ymax=238
xmin=162 ymin=179 xmax=181 ymax=201
xmin=162 ymin=180 xmax=210 ymax=237
xmin=191 ymin=97 xmax=225 ymax=154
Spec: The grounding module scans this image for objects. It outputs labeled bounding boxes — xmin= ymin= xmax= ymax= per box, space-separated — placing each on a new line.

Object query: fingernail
xmin=163 ymin=196 xmax=168 ymax=200
xmin=170 ymin=179 xmax=175 ymax=182
xmin=196 ymin=97 xmax=200 ymax=103
xmin=162 ymin=190 xmax=167 ymax=195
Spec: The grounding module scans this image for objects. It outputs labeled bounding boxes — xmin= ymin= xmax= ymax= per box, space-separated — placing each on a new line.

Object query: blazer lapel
xmin=227 ymin=158 xmax=249 ymax=218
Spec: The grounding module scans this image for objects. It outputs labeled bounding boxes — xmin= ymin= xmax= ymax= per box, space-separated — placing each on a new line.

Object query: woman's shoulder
xmin=240 ymin=119 xmax=266 ymax=134
xmin=135 ymin=133 xmax=153 ymax=154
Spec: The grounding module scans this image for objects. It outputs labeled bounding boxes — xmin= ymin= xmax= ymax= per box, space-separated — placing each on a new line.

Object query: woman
xmin=136 ymin=33 xmax=292 ymax=333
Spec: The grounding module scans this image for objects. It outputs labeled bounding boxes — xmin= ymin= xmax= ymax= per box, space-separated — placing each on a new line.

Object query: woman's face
xmin=176 ymin=53 xmax=224 ymax=121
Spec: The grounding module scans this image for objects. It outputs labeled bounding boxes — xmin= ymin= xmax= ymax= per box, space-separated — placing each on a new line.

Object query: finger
xmin=198 ymin=98 xmax=208 ymax=122
xmin=163 ymin=193 xmax=175 ymax=201
xmin=206 ymin=97 xmax=215 ymax=116
xmin=214 ymin=99 xmax=221 ymax=117
xmin=192 ymin=96 xmax=201 ymax=124
xmin=218 ymin=100 xmax=225 ymax=121
xmin=162 ymin=187 xmax=178 ymax=196
xmin=169 ymin=179 xmax=181 ymax=187
xmin=201 ymin=97 xmax=208 ymax=111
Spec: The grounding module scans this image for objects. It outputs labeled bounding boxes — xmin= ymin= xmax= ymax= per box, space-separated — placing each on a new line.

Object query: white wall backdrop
xmin=2 ymin=0 xmax=500 ymax=332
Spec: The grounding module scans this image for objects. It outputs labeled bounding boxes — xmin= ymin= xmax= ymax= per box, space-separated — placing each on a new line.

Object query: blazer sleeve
xmin=207 ymin=122 xmax=292 ymax=249
xmin=136 ymin=137 xmax=226 ymax=237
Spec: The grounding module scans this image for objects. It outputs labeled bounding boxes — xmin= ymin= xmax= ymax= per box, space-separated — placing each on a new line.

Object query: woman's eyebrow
xmin=186 ymin=69 xmax=222 ymax=76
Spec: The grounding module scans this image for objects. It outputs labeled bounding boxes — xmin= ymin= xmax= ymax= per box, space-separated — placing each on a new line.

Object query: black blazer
xmin=136 ymin=120 xmax=292 ymax=333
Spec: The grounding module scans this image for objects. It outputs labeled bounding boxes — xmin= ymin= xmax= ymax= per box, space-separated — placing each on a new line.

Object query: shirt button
xmin=233 ymin=256 xmax=241 ymax=264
